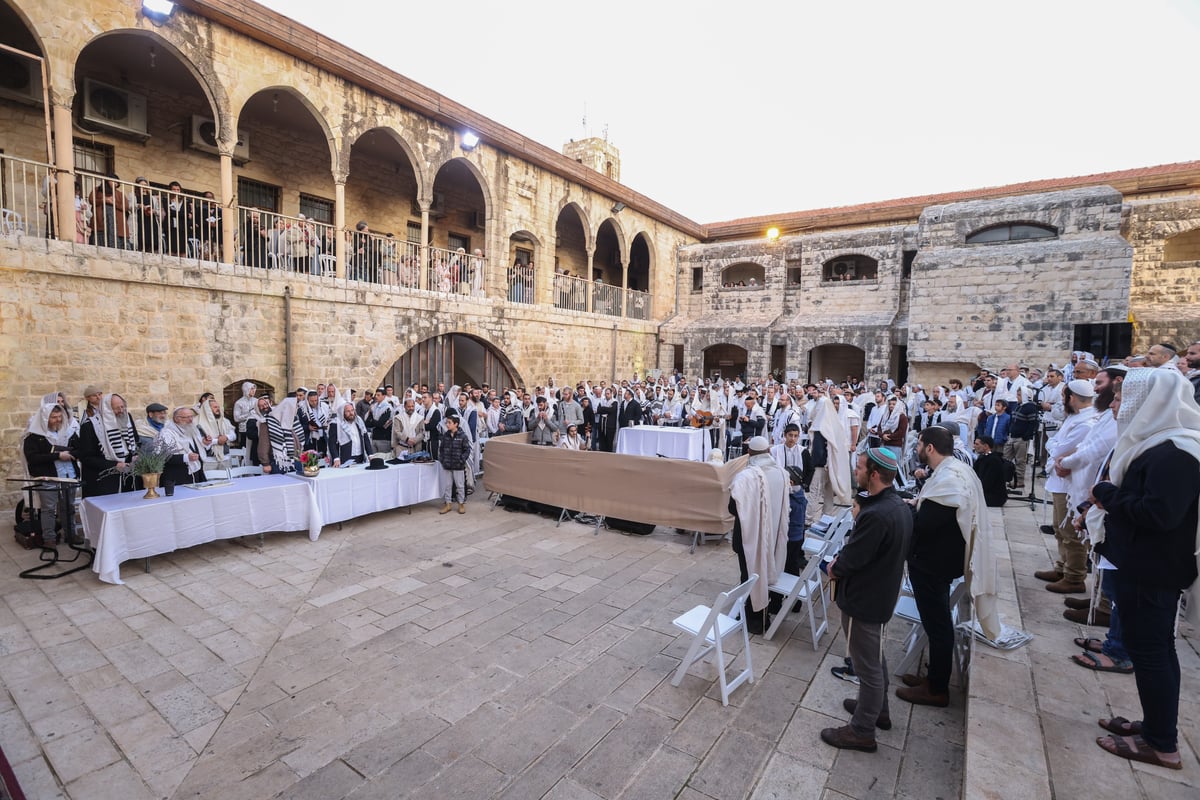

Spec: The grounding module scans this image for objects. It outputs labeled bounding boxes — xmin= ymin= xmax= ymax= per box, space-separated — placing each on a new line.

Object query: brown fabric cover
xmin=482 ymin=434 xmax=745 ymax=533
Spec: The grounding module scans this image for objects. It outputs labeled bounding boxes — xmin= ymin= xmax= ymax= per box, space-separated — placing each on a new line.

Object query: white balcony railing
xmin=553 ymin=273 xmax=590 ymax=312
xmin=0 ymin=155 xmax=52 ymax=239
xmin=625 ymin=288 xmax=650 ymax=320
xmin=426 ymin=244 xmax=486 ymax=297
xmin=592 ymin=282 xmax=622 ymax=317
xmin=506 ymin=263 xmax=535 ymax=304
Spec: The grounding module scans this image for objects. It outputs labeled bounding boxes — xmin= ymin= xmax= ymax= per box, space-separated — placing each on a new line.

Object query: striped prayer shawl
xmin=266 ymin=415 xmax=299 ymax=473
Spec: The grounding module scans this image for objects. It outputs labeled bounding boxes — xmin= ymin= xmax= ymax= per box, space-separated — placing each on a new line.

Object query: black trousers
xmin=1115 ymin=573 xmax=1183 ymax=753
xmin=908 ymin=565 xmax=955 ymax=693
xmin=730 ymin=501 xmax=780 ymax=623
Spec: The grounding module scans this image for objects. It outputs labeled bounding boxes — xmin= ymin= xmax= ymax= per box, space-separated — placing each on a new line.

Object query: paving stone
xmin=571 ymin=707 xmax=678 ymax=797
xmin=615 ymin=744 xmax=699 ymax=800
xmin=342 ymin=712 xmax=449 ymax=777
xmin=688 ymin=728 xmax=775 ymax=800
xmin=474 ymin=699 xmax=579 ymax=775
xmin=41 ymin=722 xmax=122 ymax=785
xmin=63 ymin=757 xmax=157 ymax=800
xmin=750 ymin=751 xmax=828 ymax=799
xmin=733 ymin=671 xmax=807 ymax=741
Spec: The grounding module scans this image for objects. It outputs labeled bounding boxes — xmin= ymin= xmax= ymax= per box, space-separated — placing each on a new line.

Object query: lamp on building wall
xmin=611 ymin=202 xmax=626 ymax=214
xmin=142 ymin=0 xmax=176 ymax=21
xmin=461 ymin=131 xmax=480 ymax=150
xmin=766 ymin=227 xmax=781 ymax=242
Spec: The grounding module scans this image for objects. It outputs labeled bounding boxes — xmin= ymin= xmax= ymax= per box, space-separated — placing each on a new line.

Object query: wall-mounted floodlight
xmin=143 ymin=0 xmax=176 ymax=19
xmin=461 ymin=131 xmax=480 ymax=150
xmin=611 ymin=202 xmax=626 ymax=214
xmin=766 ymin=227 xmax=781 ymax=242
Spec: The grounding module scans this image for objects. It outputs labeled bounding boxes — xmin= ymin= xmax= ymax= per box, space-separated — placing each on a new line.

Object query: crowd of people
xmin=19 ymin=340 xmax=1200 ymax=766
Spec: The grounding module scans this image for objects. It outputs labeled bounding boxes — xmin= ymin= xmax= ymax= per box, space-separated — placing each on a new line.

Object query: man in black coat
xmin=616 ymin=389 xmax=641 ymax=430
xmin=972 ymin=435 xmax=1008 ymax=507
xmin=421 ymin=393 xmax=442 ymax=461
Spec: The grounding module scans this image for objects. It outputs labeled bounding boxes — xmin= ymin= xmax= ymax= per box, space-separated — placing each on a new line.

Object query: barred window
xmin=299 ymin=193 xmax=333 ymax=224
xmin=237 ymin=177 xmax=279 ymax=212
xmin=72 ymin=139 xmax=114 ymax=175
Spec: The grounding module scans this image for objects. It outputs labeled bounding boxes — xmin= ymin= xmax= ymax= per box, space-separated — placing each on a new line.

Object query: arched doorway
xmin=507 ymin=230 xmax=538 ymax=303
xmin=346 ymin=127 xmax=422 ymax=286
xmin=0 ymin=1 xmax=47 ymax=162
xmin=808 ymin=344 xmax=865 ymax=385
xmin=429 ymin=158 xmax=489 ymax=294
xmin=221 ymin=378 xmax=276 ymax=420
xmin=386 ymin=334 xmax=520 ymax=393
xmin=703 ymin=343 xmax=748 ymax=383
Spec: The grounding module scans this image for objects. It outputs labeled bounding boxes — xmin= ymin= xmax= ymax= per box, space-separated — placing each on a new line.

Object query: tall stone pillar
xmin=51 ymin=104 xmax=74 ymax=243
xmin=219 ymin=154 xmax=236 ymax=264
xmin=334 ymin=181 xmax=346 ymax=279
xmin=586 ymin=249 xmax=595 ymax=313
xmin=419 ymin=204 xmax=430 ymax=290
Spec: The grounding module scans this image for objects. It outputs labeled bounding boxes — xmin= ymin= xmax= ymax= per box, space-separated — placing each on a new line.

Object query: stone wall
xmin=0 ymin=238 xmax=660 ymax=505
xmin=1124 ymin=195 xmax=1200 ymax=349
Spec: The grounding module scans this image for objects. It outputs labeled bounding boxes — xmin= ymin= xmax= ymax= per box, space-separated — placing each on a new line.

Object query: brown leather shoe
xmin=1034 ymin=569 xmax=1064 ymax=582
xmin=1046 ymin=579 xmax=1087 ymax=594
xmin=900 ymin=673 xmax=926 ymax=688
xmin=1064 ymin=608 xmax=1111 ymax=626
xmin=896 ymin=683 xmax=949 ymax=707
xmin=843 ymin=698 xmax=892 ymax=730
xmin=1064 ymin=596 xmax=1090 ymax=610
xmin=820 ymin=724 xmax=877 ymax=752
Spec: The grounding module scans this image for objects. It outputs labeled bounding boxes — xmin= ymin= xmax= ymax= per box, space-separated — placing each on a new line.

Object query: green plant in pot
xmin=133 ymin=437 xmax=172 ymax=498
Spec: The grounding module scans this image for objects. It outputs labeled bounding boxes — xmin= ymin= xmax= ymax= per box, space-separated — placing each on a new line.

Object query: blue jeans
xmin=1100 ymin=569 xmax=1128 ymax=662
xmin=1113 ymin=573 xmax=1182 ymax=752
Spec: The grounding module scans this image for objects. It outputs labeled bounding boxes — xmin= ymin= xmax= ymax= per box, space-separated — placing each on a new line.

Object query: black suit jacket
xmin=617 ymin=399 xmax=641 ymax=429
xmin=327 ymin=421 xmax=373 ymax=463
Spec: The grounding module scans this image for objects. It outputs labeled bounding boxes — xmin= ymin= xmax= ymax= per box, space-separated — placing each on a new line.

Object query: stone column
xmin=52 ymin=104 xmax=74 ymax=243
xmin=419 ymin=203 xmax=430 ymax=290
xmin=334 ymin=180 xmax=346 ymax=279
xmin=219 ymin=154 xmax=236 ymax=264
xmin=620 ymin=260 xmax=628 ymax=317
xmin=585 ymin=248 xmax=595 ymax=313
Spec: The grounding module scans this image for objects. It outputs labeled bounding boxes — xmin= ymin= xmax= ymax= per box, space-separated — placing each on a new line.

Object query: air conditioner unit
xmin=189 ymin=115 xmax=251 ymax=162
xmin=82 ymin=78 xmax=148 ymax=138
xmin=0 ymin=51 xmax=43 ymax=105
xmin=468 ymin=211 xmax=486 ymax=230
xmin=831 ymin=260 xmax=856 ymax=278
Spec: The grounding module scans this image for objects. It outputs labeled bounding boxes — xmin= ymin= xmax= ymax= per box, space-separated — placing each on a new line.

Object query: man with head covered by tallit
xmin=23 ymin=401 xmax=81 ymax=547
xmin=728 ymin=436 xmax=789 ymax=635
xmin=1090 ymin=368 xmax=1200 ymax=771
xmin=806 ymin=395 xmax=852 ymax=524
xmin=159 ymin=406 xmax=212 ymax=486
xmin=76 ymin=393 xmax=141 ymax=496
xmin=897 ymin=425 xmax=1001 ymax=709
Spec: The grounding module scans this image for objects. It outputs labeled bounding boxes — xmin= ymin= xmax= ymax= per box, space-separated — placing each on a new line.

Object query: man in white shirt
xmin=994 ymin=363 xmax=1031 ymax=406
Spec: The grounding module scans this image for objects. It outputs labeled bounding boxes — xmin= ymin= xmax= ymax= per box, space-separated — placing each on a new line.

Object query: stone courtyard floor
xmin=0 ymin=492 xmax=1194 ymax=799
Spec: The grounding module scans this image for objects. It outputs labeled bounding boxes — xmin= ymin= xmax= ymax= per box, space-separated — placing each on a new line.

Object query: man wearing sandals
xmin=1089 ymin=368 xmax=1200 ymax=770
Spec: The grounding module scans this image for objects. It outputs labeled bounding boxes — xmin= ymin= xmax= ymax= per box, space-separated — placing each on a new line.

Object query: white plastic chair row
xmin=892 ymin=576 xmax=969 ymax=678
xmin=670 ymin=574 xmax=758 ymax=706
xmin=763 ymin=542 xmax=830 ymax=648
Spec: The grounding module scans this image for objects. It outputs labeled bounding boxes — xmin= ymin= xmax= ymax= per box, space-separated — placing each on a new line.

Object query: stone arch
xmin=1163 ymin=226 xmax=1200 ymax=262
xmin=598 ymin=216 xmax=628 ymax=264
xmin=703 ymin=343 xmax=749 ymax=382
xmin=73 ymin=28 xmax=228 ymax=140
xmin=235 ymin=84 xmax=338 ymax=172
xmin=0 ymin=1 xmax=47 ymax=62
xmin=808 ymin=343 xmax=866 ymax=385
xmin=381 ymin=330 xmax=523 ymax=393
xmin=556 ymin=200 xmax=593 ymax=251
xmin=628 ymin=230 xmax=655 ymax=293
xmin=221 ymin=378 xmax=275 ymax=422
xmin=345 ymin=125 xmax=427 ymax=201
xmin=428 ymin=155 xmax=492 ymax=220
xmin=821 ymin=253 xmax=878 ymax=282
xmin=720 ymin=262 xmax=765 ymax=287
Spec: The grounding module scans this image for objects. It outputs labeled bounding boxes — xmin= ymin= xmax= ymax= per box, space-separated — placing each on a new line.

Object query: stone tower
xmin=563 ymin=137 xmax=620 ymax=182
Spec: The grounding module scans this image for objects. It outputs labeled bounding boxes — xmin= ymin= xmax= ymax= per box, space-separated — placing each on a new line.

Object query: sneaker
xmin=831 ymin=665 xmax=859 ymax=685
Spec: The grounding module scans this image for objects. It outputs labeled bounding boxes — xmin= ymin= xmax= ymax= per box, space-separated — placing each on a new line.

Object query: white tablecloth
xmin=615 ymin=425 xmax=712 ymax=462
xmin=288 ymin=462 xmax=446 ymax=526
xmin=81 ymin=475 xmax=322 ymax=585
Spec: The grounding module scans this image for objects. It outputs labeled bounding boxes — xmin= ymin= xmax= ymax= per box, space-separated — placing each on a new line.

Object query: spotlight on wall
xmin=766 ymin=227 xmax=781 ymax=242
xmin=461 ymin=131 xmax=480 ymax=150
xmin=142 ymin=0 xmax=176 ymax=20
xmin=611 ymin=202 xmax=626 ymax=214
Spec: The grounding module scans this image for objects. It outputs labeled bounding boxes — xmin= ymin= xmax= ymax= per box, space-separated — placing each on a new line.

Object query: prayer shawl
xmin=558 ymin=431 xmax=584 ymax=450
xmin=298 ymin=400 xmax=328 ymax=439
xmin=27 ymin=402 xmax=74 ymax=449
xmin=267 ymin=398 xmax=302 ymax=472
xmin=879 ymin=400 xmax=904 ymax=434
xmin=332 ymin=406 xmax=369 ymax=448
xmin=160 ymin=415 xmax=208 ymax=475
xmin=1102 ymin=368 xmax=1200 ymax=623
xmin=195 ymin=398 xmax=235 ymax=443
xmin=97 ymin=393 xmax=138 ymax=462
xmin=918 ymin=456 xmax=1001 ymax=640
xmin=729 ymin=454 xmax=790 ymax=611
xmin=811 ymin=397 xmax=851 ymax=505
xmin=233 ymin=382 xmax=257 ymax=432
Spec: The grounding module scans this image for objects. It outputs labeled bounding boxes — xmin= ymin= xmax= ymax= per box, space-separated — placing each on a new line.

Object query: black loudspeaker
xmin=606 ymin=517 xmax=656 ymax=535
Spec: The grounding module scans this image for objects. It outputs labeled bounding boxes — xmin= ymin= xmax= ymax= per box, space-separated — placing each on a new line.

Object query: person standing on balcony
xmin=471 ymin=249 xmax=485 ymax=297
xmin=164 ymin=181 xmax=185 ymax=255
xmin=353 ymin=221 xmax=380 ymax=282
xmin=132 ymin=177 xmax=162 ymax=253
xmin=89 ymin=174 xmax=129 ymax=250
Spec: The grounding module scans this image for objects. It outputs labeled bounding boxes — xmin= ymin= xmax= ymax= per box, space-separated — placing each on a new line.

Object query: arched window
xmin=966 ymin=222 xmax=1057 ymax=244
xmin=1163 ymin=227 xmax=1200 ymax=262
xmin=821 ymin=254 xmax=878 ymax=282
xmin=720 ymin=262 xmax=765 ymax=288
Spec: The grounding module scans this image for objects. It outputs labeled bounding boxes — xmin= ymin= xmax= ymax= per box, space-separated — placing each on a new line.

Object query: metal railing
xmin=238 ymin=207 xmax=332 ymax=273
xmin=593 ymin=282 xmax=623 ymax=317
xmin=74 ymin=173 xmax=224 ymax=259
xmin=426 ymin=244 xmax=486 ymax=297
xmin=0 ymin=154 xmax=52 ymax=239
xmin=553 ymin=272 xmax=590 ymax=312
xmin=506 ymin=263 xmax=535 ymax=304
xmin=625 ymin=288 xmax=650 ymax=320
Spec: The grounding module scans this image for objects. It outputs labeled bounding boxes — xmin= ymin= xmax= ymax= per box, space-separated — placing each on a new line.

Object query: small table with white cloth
xmin=287 ymin=461 xmax=446 ymax=526
xmin=81 ymin=474 xmax=322 ymax=585
xmin=615 ymin=425 xmax=713 ymax=462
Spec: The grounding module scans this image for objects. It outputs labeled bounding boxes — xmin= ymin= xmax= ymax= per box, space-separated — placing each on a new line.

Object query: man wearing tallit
xmin=22 ymin=401 xmax=80 ymax=547
xmin=898 ymin=425 xmax=1001 ymax=709
xmin=159 ymin=406 xmax=213 ymax=486
xmin=806 ymin=395 xmax=852 ymax=525
xmin=77 ymin=393 xmax=141 ymax=497
xmin=728 ymin=436 xmax=789 ymax=635
xmin=1090 ymin=368 xmax=1200 ymax=771
xmin=258 ymin=397 xmax=303 ymax=475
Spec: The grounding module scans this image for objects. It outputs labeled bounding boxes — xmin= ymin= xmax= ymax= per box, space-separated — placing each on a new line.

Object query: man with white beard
xmin=390 ymin=397 xmax=426 ymax=458
xmin=159 ymin=406 xmax=213 ymax=486
xmin=77 ymin=393 xmax=141 ymax=497
xmin=770 ymin=391 xmax=804 ymax=446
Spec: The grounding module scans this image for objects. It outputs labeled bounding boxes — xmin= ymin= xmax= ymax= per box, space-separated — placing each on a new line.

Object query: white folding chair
xmin=2 ymin=209 xmax=25 ymax=236
xmin=228 ymin=465 xmax=263 ymax=478
xmin=226 ymin=447 xmax=246 ymax=467
xmin=319 ymin=254 xmax=336 ymax=276
xmin=764 ymin=542 xmax=831 ymax=648
xmin=670 ymin=574 xmax=758 ymax=706
xmin=893 ymin=577 xmax=968 ymax=677
xmin=186 ymin=237 xmax=202 ymax=259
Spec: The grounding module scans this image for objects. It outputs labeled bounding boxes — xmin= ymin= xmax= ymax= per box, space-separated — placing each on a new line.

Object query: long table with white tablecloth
xmin=287 ymin=461 xmax=445 ymax=525
xmin=81 ymin=475 xmax=322 ymax=585
xmin=615 ymin=425 xmax=713 ymax=462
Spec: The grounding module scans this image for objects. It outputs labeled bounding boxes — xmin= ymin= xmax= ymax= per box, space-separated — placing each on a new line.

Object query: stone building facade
xmin=1 ymin=0 xmax=1199 ymax=502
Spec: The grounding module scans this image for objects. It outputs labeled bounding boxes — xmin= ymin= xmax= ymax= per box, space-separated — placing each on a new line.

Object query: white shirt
xmin=994 ymin=376 xmax=1031 ymax=405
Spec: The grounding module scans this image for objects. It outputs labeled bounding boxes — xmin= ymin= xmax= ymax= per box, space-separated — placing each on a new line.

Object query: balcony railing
xmin=625 ymin=288 xmax=650 ymax=320
xmin=0 ymin=155 xmax=52 ymax=238
xmin=593 ymin=282 xmax=622 ymax=317
xmin=553 ymin=273 xmax=590 ymax=312
xmin=426 ymin=244 xmax=485 ymax=297
xmin=506 ymin=263 xmax=535 ymax=304
xmin=239 ymin=207 xmax=333 ymax=274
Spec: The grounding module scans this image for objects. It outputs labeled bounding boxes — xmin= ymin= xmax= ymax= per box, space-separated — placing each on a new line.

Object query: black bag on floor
xmin=606 ymin=517 xmax=656 ymax=535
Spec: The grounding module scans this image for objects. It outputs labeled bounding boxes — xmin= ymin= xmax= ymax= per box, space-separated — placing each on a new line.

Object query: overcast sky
xmin=258 ymin=0 xmax=1199 ymax=224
